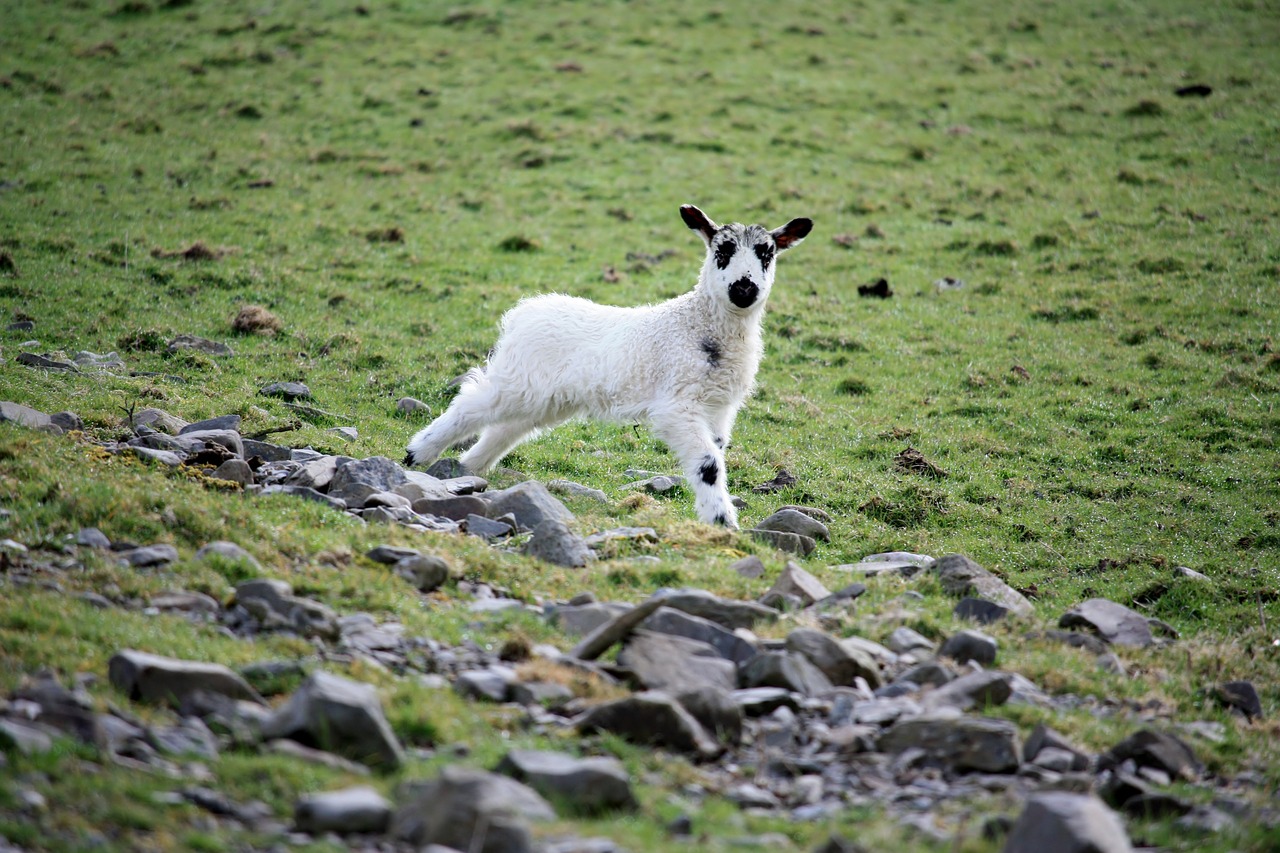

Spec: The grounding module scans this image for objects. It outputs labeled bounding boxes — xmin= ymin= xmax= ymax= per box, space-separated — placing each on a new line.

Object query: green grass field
xmin=2 ymin=0 xmax=1278 ymax=850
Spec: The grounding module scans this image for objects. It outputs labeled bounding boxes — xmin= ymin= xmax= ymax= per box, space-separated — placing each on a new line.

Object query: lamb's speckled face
xmin=680 ymin=204 xmax=813 ymax=313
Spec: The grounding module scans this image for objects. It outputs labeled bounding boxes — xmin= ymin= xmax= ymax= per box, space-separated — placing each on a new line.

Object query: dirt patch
xmin=151 ymin=241 xmax=232 ymax=262
xmin=231 ymin=305 xmax=282 ymax=335
xmin=893 ymin=447 xmax=947 ymax=479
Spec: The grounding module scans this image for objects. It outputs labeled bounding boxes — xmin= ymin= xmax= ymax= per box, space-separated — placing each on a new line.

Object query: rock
xmin=412 ymin=495 xmax=490 ymax=521
xmin=262 ymin=671 xmax=404 ymax=769
xmin=1024 ymin=724 xmax=1091 ymax=771
xmin=878 ymin=712 xmax=1022 ymax=774
xmin=294 ymin=785 xmax=391 ymax=834
xmin=583 ymin=526 xmax=658 ymax=549
xmin=618 ymin=630 xmax=738 ymax=692
xmin=1002 ymin=792 xmax=1133 ymax=853
xmin=108 ymin=649 xmax=265 ymax=707
xmin=396 ymin=396 xmax=430 ymax=415
xmin=886 ymin=626 xmax=936 ymax=655
xmin=126 ymin=445 xmax=185 ymax=467
xmin=260 ymin=381 xmax=311 ymax=401
xmin=547 ymin=479 xmax=609 ymax=504
xmin=622 ymin=474 xmax=683 ymax=493
xmin=391 ymin=766 xmax=555 ymax=853
xmin=785 ymin=628 xmax=881 ymax=688
xmin=954 ymin=597 xmax=1010 ymax=624
xmin=330 ymin=456 xmax=408 ymax=499
xmin=17 ymin=352 xmax=77 ymax=372
xmin=576 ymin=691 xmax=722 ymax=759
xmin=132 ymin=407 xmax=188 ymax=434
xmin=922 ymin=671 xmax=1012 ymax=711
xmin=727 ymin=782 xmax=781 ymax=809
xmin=486 ymin=481 xmax=574 ymax=530
xmin=194 ymin=540 xmax=262 ymax=571
xmin=284 ymin=456 xmax=340 ymax=491
xmin=393 ymin=554 xmax=452 ymax=592
xmin=754 ymin=508 xmax=831 ymax=542
xmin=495 ymin=749 xmax=636 ymax=814
xmin=49 ymin=411 xmax=83 ymax=432
xmin=212 ymin=458 xmax=253 ymax=486
xmin=523 ymin=519 xmax=592 ymax=568
xmin=424 ymin=457 xmax=472 ymax=479
xmin=149 ymin=716 xmax=219 ymax=759
xmin=116 ymin=543 xmax=180 ymax=568
xmin=242 ymin=438 xmax=292 ymax=462
xmin=180 ymin=428 xmax=244 ymax=459
xmin=749 ymin=528 xmax=816 ymax=556
xmin=455 ymin=666 xmax=517 ymax=703
xmin=1215 ymin=680 xmax=1263 ymax=720
xmin=895 ymin=661 xmax=954 ymax=688
xmin=570 ymin=593 xmax=670 ymax=661
xmin=0 ymin=401 xmax=51 ymax=429
xmin=674 ymin=685 xmax=743 ymax=745
xmin=640 ymin=607 xmax=758 ymax=664
xmin=1099 ymin=728 xmax=1201 ymax=781
xmin=180 ymin=415 xmax=242 ymax=434
xmin=150 ymin=590 xmax=220 ymax=615
xmin=732 ymin=687 xmax=801 ymax=717
xmin=731 ymin=554 xmax=766 ymax=579
xmin=0 ymin=718 xmax=54 ymax=755
xmin=1034 ymin=629 xmax=1111 ymax=656
xmin=761 ymin=561 xmax=831 ymax=608
xmin=235 ymin=579 xmax=341 ymax=640
xmin=1058 ymin=598 xmax=1155 ymax=648
xmin=366 ymin=544 xmax=420 ymax=565
xmin=168 ymin=334 xmax=233 ymax=356
xmin=656 ymin=588 xmax=778 ymax=630
xmin=933 ymin=554 xmax=1034 ymax=617
xmin=466 ymin=513 xmax=514 ymax=541
xmin=76 ymin=527 xmax=112 ymax=549
xmin=549 ymin=601 xmax=633 ymax=636
xmin=739 ymin=651 xmax=835 ymax=698
xmin=939 ymin=629 xmax=998 ymax=665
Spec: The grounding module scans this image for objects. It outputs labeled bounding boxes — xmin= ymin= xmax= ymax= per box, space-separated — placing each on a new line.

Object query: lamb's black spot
xmin=402 ymin=452 xmax=416 ymax=467
xmin=714 ymin=435 xmax=725 ymax=449
xmin=714 ymin=240 xmax=736 ymax=270
xmin=699 ymin=456 xmax=718 ymax=485
xmin=754 ymin=241 xmax=775 ymax=268
xmin=713 ymin=513 xmax=729 ymax=526
xmin=700 ymin=336 xmax=722 ymax=368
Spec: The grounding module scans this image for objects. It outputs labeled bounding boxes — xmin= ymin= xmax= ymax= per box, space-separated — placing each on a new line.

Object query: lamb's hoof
xmin=402 ymin=452 xmax=416 ymax=468
xmin=712 ymin=514 xmax=739 ymax=530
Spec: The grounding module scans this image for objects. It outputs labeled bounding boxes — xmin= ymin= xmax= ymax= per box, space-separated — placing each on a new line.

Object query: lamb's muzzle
xmin=405 ymin=203 xmax=813 ymax=527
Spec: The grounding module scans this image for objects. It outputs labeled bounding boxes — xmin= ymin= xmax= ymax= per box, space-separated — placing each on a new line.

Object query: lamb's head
xmin=681 ymin=204 xmax=813 ymax=313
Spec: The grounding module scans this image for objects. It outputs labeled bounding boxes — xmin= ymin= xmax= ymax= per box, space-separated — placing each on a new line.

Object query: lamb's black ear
xmin=680 ymin=204 xmax=718 ymax=245
xmin=772 ymin=217 xmax=813 ymax=251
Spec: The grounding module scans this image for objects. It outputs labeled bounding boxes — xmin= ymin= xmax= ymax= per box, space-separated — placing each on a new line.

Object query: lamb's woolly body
xmin=406 ymin=204 xmax=811 ymax=527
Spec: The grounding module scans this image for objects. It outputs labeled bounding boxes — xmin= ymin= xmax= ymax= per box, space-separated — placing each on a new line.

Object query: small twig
xmin=247 ymin=421 xmax=302 ymax=440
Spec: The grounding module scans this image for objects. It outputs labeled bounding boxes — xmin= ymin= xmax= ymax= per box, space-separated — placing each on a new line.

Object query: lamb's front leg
xmin=652 ymin=412 xmax=738 ymax=529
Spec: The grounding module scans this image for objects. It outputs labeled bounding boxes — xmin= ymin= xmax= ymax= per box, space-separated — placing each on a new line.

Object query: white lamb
xmin=404 ymin=204 xmax=812 ymax=528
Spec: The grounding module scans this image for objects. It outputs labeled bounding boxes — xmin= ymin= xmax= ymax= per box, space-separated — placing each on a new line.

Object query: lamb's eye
xmin=754 ymin=242 xmax=775 ymax=268
xmin=714 ymin=241 xmax=736 ymax=270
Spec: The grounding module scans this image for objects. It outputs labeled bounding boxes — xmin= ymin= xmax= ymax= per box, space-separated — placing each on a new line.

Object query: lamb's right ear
xmin=680 ymin=204 xmax=718 ymax=245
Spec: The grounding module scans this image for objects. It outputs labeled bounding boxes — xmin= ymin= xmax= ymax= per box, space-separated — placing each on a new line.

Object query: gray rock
xmin=922 ymin=671 xmax=1012 ymax=711
xmin=1099 ymin=728 xmax=1201 ymax=781
xmin=886 ymin=626 xmax=936 ymax=655
xmin=834 ymin=559 xmax=926 ymax=578
xmin=242 ymin=438 xmax=292 ymax=462
xmin=261 ymin=381 xmax=311 ymax=401
xmin=168 ymin=334 xmax=233 ymax=356
xmin=393 ymin=554 xmax=452 ymax=592
xmin=149 ymin=716 xmax=219 ymax=759
xmin=933 ymin=554 xmax=1034 ymax=617
xmin=1002 ymin=792 xmax=1132 ymax=853
xmin=954 ymin=597 xmax=1010 ymax=624
xmin=261 ymin=483 xmax=348 ymax=511
xmin=235 ymin=578 xmax=341 ymax=641
xmin=0 ymin=718 xmax=54 ymax=755
xmin=618 ymin=630 xmax=737 ymax=692
xmin=76 ymin=527 xmax=112 ymax=549
xmin=465 ymin=513 xmax=514 ymax=541
xmin=49 ymin=411 xmax=83 ymax=432
xmin=1059 ymin=598 xmax=1155 ymax=648
xmin=576 ymin=690 xmax=722 ymax=759
xmin=749 ymin=528 xmax=817 ymax=556
xmin=727 ymin=782 xmax=781 ymax=809
xmin=754 ymin=508 xmax=831 ymax=542
xmin=496 ymin=749 xmax=636 ymax=814
xmin=0 ymin=401 xmax=51 ymax=429
xmin=366 ymin=544 xmax=420 ymax=564
xmin=180 ymin=415 xmax=242 ymax=434
xmin=412 ymin=495 xmax=490 ymax=521
xmin=424 ymin=457 xmax=472 ymax=479
xmin=108 ymin=649 xmax=265 ymax=707
xmin=732 ymin=687 xmax=801 ymax=717
xmin=654 ymin=588 xmax=778 ymax=631
xmin=455 ymin=666 xmax=516 ymax=703
xmin=396 ymin=396 xmax=430 ymax=415
xmin=939 ymin=629 xmax=998 ymax=665
xmin=284 ymin=456 xmax=339 ymax=491
xmin=739 ymin=651 xmax=835 ymax=698
xmin=330 ymin=456 xmax=407 ymax=497
xmin=17 ymin=352 xmax=77 ymax=372
xmin=391 ymin=766 xmax=555 ymax=853
xmin=117 ymin=544 xmax=179 ymax=567
xmin=583 ymin=526 xmax=658 ymax=549
xmin=327 ymin=426 xmax=358 ymax=442
xmin=523 ymin=519 xmax=592 ymax=568
xmin=1024 ymin=724 xmax=1091 ymax=770
xmin=731 ymin=554 xmax=766 ymax=579
xmin=509 ymin=681 xmax=574 ymax=708
xmin=1216 ymin=680 xmax=1262 ymax=720
xmin=621 ymin=474 xmax=683 ymax=493
xmin=487 ymin=481 xmax=574 ymax=529
xmin=896 ymin=661 xmax=954 ymax=688
xmin=1035 ymin=629 xmax=1111 ymax=656
xmin=262 ymin=671 xmax=404 ymax=769
xmin=212 ymin=459 xmax=253 ymax=486
xmin=641 ymin=607 xmax=758 ymax=664
xmin=126 ymin=445 xmax=184 ymax=467
xmin=674 ymin=685 xmax=743 ymax=745
xmin=785 ymin=628 xmax=881 ymax=688
xmin=294 ymin=785 xmax=391 ymax=835
xmin=878 ymin=712 xmax=1022 ymax=774
xmin=150 ymin=590 xmax=220 ymax=615
xmin=193 ymin=540 xmax=261 ymax=571
xmin=570 ymin=593 xmax=671 ymax=661
xmin=181 ymin=428 xmax=244 ymax=458
xmin=547 ymin=479 xmax=609 ymax=504
xmin=761 ymin=561 xmax=831 ymax=608
xmin=549 ymin=601 xmax=633 ymax=637
xmin=132 ymin=407 xmax=188 ymax=434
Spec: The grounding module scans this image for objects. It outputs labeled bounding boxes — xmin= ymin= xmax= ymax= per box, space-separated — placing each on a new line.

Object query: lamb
xmin=404 ymin=204 xmax=813 ymax=528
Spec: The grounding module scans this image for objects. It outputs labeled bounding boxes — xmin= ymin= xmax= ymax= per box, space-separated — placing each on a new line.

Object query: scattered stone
xmin=260 ymin=381 xmax=311 ymax=401
xmin=391 ymin=766 xmax=555 ymax=853
xmin=570 ymin=593 xmax=670 ymax=661
xmin=455 ymin=666 xmax=516 ymax=703
xmin=1215 ymin=680 xmax=1263 ymax=720
xmin=1023 ymin=724 xmax=1091 ymax=771
xmin=749 ymin=528 xmax=817 ymax=556
xmin=116 ymin=544 xmax=179 ymax=567
xmin=235 ymin=578 xmax=341 ymax=640
xmin=939 ymin=629 xmax=998 ymax=665
xmin=1099 ymin=728 xmax=1201 ymax=781
xmin=496 ymin=749 xmax=636 ymax=814
xmin=0 ymin=718 xmax=54 ymax=755
xmin=466 ymin=513 xmax=514 ymax=541
xmin=487 ymin=481 xmax=574 ymax=529
xmin=622 ymin=474 xmax=683 ymax=493
xmin=523 ymin=519 xmax=592 ymax=567
xmin=108 ymin=649 xmax=265 ymax=707
xmin=1002 ymin=792 xmax=1133 ymax=853
xmin=922 ymin=671 xmax=1012 ymax=712
xmin=393 ymin=553 xmax=452 ymax=592
xmin=150 ymin=590 xmax=220 ymax=615
xmin=761 ymin=561 xmax=831 ymax=608
xmin=754 ymin=508 xmax=831 ymax=542
xmin=413 ymin=495 xmax=490 ymax=521
xmin=329 ymin=456 xmax=408 ymax=499
xmin=739 ymin=651 xmax=835 ymax=698
xmin=424 ymin=457 xmax=472 ymax=479
xmin=396 ymin=396 xmax=430 ymax=415
xmin=549 ymin=601 xmax=632 ymax=637
xmin=132 ymin=407 xmax=188 ymax=434
xmin=934 ymin=554 xmax=1034 ymax=617
xmin=126 ymin=445 xmax=184 ymax=467
xmin=886 ymin=626 xmax=936 ymax=656
xmin=168 ymin=334 xmax=233 ymax=356
xmin=211 ymin=458 xmax=253 ymax=486
xmin=878 ymin=712 xmax=1021 ymax=774
xmin=1059 ymin=598 xmax=1155 ymax=648
xmin=785 ymin=628 xmax=881 ymax=689
xmin=618 ymin=630 xmax=738 ymax=692
xmin=548 ymin=479 xmax=609 ymax=503
xmin=327 ymin=426 xmax=358 ymax=442
xmin=954 ymin=597 xmax=1010 ymax=624
xmin=17 ymin=352 xmax=77 ymax=372
xmin=76 ymin=527 xmax=112 ymax=549
xmin=674 ymin=685 xmax=743 ymax=746
xmin=583 ymin=526 xmax=658 ymax=549
xmin=262 ymin=671 xmax=404 ymax=769
xmin=641 ymin=607 xmax=758 ymax=664
xmin=294 ymin=785 xmax=392 ymax=835
xmin=0 ymin=401 xmax=52 ymax=429
xmin=752 ymin=469 xmax=797 ymax=493
xmin=657 ymin=589 xmax=778 ymax=630
xmin=731 ymin=554 xmax=766 ymax=579
xmin=576 ymin=691 xmax=722 ymax=758
xmin=365 ymin=544 xmax=420 ymax=565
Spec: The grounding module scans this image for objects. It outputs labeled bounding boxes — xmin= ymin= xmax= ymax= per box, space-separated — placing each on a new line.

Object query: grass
xmin=1 ymin=0 xmax=1279 ymax=850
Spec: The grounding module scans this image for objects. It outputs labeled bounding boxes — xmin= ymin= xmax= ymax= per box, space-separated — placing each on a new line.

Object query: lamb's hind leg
xmin=651 ymin=411 xmax=737 ymax=528
xmin=404 ymin=394 xmax=489 ymax=468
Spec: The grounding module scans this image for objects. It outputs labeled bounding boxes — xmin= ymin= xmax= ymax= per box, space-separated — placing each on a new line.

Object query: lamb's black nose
xmin=728 ymin=278 xmax=758 ymax=308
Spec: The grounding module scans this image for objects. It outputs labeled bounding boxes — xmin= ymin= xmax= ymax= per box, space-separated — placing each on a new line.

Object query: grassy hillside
xmin=1 ymin=0 xmax=1278 ymax=850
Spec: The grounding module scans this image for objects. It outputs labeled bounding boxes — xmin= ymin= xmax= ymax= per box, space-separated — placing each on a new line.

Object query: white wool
xmin=406 ymin=204 xmax=811 ymax=527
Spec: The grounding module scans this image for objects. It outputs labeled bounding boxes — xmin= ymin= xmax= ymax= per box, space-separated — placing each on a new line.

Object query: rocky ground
xmin=0 ymin=398 xmax=1274 ymax=852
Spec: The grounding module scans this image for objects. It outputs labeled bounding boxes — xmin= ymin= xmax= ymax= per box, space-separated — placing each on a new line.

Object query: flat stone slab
xmin=108 ymin=649 xmax=265 ymax=707
xmin=495 ymin=749 xmax=636 ymax=814
xmin=1059 ymin=598 xmax=1155 ymax=648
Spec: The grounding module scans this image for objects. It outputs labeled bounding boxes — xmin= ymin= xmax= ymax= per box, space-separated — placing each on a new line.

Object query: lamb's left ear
xmin=680 ymin=204 xmax=719 ymax=246
xmin=772 ymin=217 xmax=813 ymax=251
